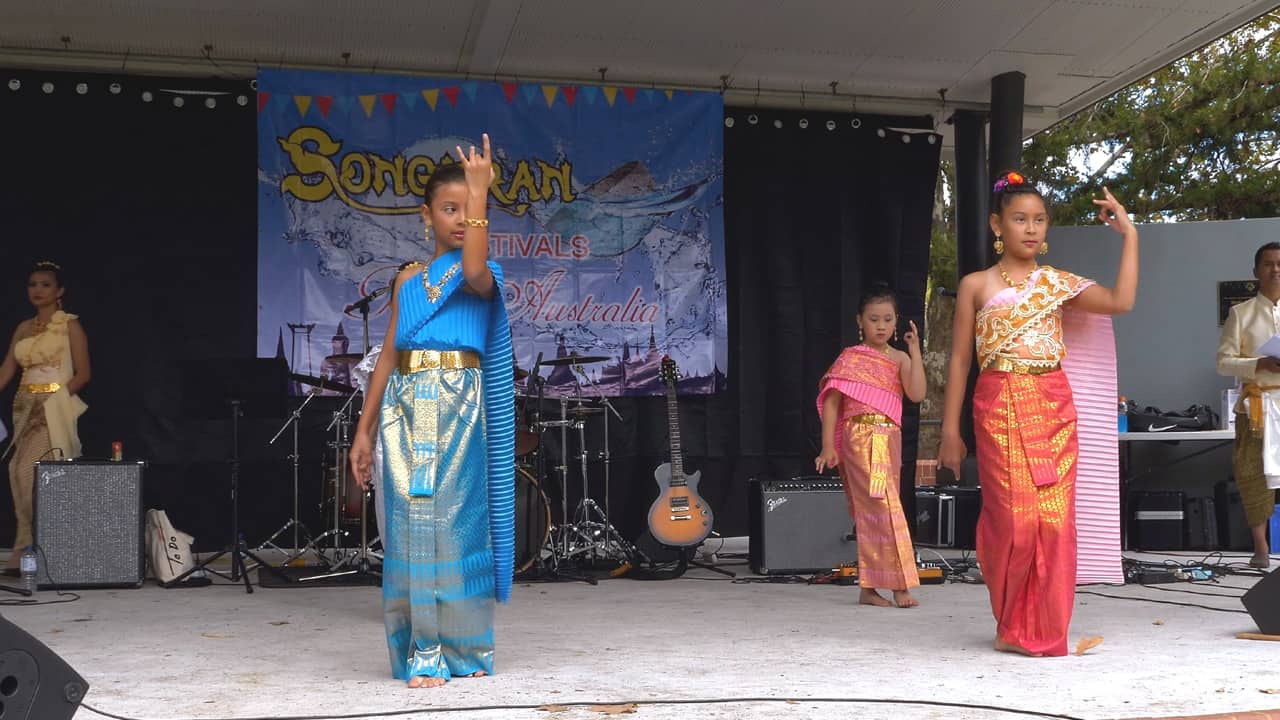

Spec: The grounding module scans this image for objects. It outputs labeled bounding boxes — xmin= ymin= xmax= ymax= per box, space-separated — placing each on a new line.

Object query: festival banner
xmin=256 ymin=69 xmax=726 ymax=396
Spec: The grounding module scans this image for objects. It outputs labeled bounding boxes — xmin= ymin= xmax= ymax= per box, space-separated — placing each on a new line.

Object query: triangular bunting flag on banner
xmin=379 ymin=93 xmax=398 ymax=114
xmin=642 ymin=88 xmax=656 ymax=102
xmin=358 ymin=95 xmax=378 ymax=117
xmin=316 ymin=96 xmax=334 ymax=118
xmin=400 ymin=91 xmax=418 ymax=110
xmin=521 ymin=84 xmax=539 ymax=104
xmin=422 ymin=89 xmax=440 ymax=111
xmin=502 ymin=83 xmax=518 ymax=104
xmin=665 ymin=89 xmax=674 ymax=101
xmin=603 ymin=86 xmax=618 ymax=106
xmin=580 ymin=86 xmax=599 ymax=105
xmin=563 ymin=86 xmax=578 ymax=107
xmin=622 ymin=87 xmax=637 ymax=104
xmin=294 ymin=95 xmax=313 ymax=118
xmin=272 ymin=94 xmax=291 ymax=113
xmin=257 ymin=91 xmax=270 ymax=113
xmin=442 ymin=86 xmax=460 ymax=107
xmin=461 ymin=81 xmax=479 ymax=101
xmin=333 ymin=95 xmax=351 ymax=115
xmin=542 ymin=85 xmax=558 ymax=107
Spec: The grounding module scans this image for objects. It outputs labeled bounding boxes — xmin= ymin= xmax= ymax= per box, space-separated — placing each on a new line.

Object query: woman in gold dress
xmin=0 ymin=261 xmax=90 ymax=573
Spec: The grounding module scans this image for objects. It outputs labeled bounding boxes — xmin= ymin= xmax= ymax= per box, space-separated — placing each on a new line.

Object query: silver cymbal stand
xmin=558 ymin=363 xmax=634 ymax=564
xmin=306 ymin=390 xmax=359 ymax=569
xmin=253 ymin=388 xmax=321 ymax=568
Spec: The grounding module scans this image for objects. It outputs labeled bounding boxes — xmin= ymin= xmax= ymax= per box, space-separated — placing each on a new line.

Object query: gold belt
xmin=849 ymin=413 xmax=896 ymax=427
xmin=397 ymin=349 xmax=480 ymax=375
xmin=985 ymin=357 xmax=1060 ymax=375
xmin=22 ymin=382 xmax=61 ymax=394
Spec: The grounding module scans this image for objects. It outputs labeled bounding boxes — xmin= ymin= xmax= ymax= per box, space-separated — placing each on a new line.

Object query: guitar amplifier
xmin=34 ymin=461 xmax=145 ymax=589
xmin=748 ymin=477 xmax=855 ymax=575
xmin=914 ymin=486 xmax=981 ymax=549
xmin=1128 ymin=490 xmax=1184 ymax=551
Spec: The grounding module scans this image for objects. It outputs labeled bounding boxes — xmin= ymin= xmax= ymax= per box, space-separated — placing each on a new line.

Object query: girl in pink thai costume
xmin=816 ymin=284 xmax=926 ymax=608
xmin=0 ymin=262 xmax=91 ymax=573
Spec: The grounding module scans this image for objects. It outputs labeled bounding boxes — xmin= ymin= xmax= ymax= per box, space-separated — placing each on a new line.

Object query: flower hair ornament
xmin=34 ymin=260 xmax=62 ymax=271
xmin=993 ymin=171 xmax=1026 ymax=194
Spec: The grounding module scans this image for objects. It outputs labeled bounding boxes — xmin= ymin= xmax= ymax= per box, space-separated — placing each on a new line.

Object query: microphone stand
xmin=526 ymin=354 xmax=595 ymax=586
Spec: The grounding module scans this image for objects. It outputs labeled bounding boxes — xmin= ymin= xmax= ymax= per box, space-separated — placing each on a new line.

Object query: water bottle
xmin=20 ymin=546 xmax=37 ymax=594
xmin=1117 ymin=396 xmax=1129 ymax=433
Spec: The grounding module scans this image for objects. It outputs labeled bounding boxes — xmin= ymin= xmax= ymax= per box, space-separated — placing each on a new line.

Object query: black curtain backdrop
xmin=0 ymin=70 xmax=938 ymax=552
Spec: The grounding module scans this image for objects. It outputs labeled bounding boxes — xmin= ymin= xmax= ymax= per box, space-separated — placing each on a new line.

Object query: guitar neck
xmin=665 ymin=381 xmax=686 ymax=484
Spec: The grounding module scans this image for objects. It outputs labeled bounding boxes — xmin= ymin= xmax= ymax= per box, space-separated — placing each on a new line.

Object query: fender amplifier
xmin=33 ymin=461 xmax=145 ymax=589
xmin=748 ymin=477 xmax=855 ymax=575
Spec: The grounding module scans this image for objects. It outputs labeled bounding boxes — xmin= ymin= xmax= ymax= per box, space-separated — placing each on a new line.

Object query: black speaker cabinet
xmin=1216 ymin=480 xmax=1253 ymax=551
xmin=914 ymin=486 xmax=981 ymax=550
xmin=0 ymin=615 xmax=89 ymax=720
xmin=1128 ymin=490 xmax=1185 ymax=551
xmin=1243 ymin=568 xmax=1280 ymax=635
xmin=33 ymin=460 xmax=145 ymax=589
xmin=748 ymin=477 xmax=855 ymax=575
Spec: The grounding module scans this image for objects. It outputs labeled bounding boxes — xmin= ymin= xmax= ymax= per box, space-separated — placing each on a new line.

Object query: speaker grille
xmin=34 ymin=461 xmax=145 ymax=589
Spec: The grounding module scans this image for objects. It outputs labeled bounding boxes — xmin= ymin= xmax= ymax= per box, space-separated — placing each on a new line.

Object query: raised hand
xmin=1091 ymin=186 xmax=1134 ymax=235
xmin=455 ymin=133 xmax=495 ymax=198
xmin=903 ymin=320 xmax=921 ymax=355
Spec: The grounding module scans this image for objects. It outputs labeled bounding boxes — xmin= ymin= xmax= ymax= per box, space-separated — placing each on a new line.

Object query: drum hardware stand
xmin=556 ymin=366 xmax=636 ymax=567
xmin=298 ymin=389 xmax=384 ymax=583
xmin=520 ymin=356 xmax=596 ymax=585
xmin=302 ymin=391 xmax=359 ymax=569
xmin=253 ymin=388 xmax=324 ymax=568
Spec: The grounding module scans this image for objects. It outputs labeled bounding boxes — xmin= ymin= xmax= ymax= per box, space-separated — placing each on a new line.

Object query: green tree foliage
xmin=1022 ymin=10 xmax=1280 ymax=225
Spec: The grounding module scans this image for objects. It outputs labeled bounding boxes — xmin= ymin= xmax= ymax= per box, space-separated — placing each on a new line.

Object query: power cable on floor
xmin=81 ymin=694 xmax=1087 ymax=720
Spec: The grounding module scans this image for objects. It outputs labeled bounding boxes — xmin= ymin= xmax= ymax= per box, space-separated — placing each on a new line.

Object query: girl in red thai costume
xmin=940 ymin=173 xmax=1138 ymax=656
xmin=816 ymin=284 xmax=926 ymax=608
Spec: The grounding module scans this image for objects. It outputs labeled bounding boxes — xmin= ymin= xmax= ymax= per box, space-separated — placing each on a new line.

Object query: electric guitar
xmin=646 ymin=356 xmax=714 ymax=547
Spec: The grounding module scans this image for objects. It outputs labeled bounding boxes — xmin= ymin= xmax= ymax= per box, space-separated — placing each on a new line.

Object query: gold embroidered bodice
xmin=15 ymin=311 xmax=76 ymax=385
xmin=975 ymin=267 xmax=1093 ymax=369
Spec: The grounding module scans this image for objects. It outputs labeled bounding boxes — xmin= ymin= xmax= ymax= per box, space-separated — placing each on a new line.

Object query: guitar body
xmin=647 ymin=463 xmax=713 ymax=547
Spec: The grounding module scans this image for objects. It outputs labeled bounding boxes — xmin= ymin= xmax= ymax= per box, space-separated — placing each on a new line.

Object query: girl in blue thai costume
xmin=351 ymin=135 xmax=516 ymax=689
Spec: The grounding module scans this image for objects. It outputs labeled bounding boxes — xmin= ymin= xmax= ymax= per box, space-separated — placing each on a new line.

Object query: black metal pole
xmin=951 ymin=109 xmax=988 ymax=455
xmin=988 ymin=71 xmax=1026 ymax=182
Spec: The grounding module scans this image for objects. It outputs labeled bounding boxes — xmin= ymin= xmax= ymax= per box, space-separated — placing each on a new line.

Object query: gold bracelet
xmin=463 ymin=217 xmax=489 ymax=228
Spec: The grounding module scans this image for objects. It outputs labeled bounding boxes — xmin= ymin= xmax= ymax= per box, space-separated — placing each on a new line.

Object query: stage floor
xmin=6 ymin=551 xmax=1279 ymax=720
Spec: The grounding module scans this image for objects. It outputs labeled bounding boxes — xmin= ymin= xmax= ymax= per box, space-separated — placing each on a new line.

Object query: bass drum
xmin=514 ymin=466 xmax=551 ymax=574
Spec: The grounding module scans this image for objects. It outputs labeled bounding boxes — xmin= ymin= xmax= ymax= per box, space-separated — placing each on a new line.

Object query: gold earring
xmin=858 ymin=327 xmax=864 ymax=342
xmin=893 ymin=329 xmax=899 ymax=342
xmin=424 ymin=225 xmax=432 ymax=243
xmin=1039 ymin=241 xmax=1048 ymax=255
xmin=994 ymin=236 xmax=1004 ymax=255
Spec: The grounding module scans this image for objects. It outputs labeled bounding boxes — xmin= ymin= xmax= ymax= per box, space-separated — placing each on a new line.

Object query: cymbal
xmin=290 ymin=373 xmax=356 ymax=394
xmin=563 ymin=405 xmax=605 ymax=417
xmin=542 ymin=353 xmax=610 ymax=367
xmin=515 ymin=368 xmax=530 ymax=381
xmin=325 ymin=353 xmax=365 ymax=363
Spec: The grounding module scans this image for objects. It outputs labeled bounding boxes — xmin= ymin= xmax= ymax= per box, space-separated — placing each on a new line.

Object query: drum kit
xmin=249 ymin=348 xmax=637 ymax=583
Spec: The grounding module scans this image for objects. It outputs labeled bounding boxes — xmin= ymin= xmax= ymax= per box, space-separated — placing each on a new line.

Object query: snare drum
xmin=515 ymin=466 xmax=551 ymax=573
xmin=514 ymin=401 xmax=540 ymax=456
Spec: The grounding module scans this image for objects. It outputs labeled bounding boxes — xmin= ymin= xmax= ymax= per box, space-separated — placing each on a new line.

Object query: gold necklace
xmin=421 ymin=259 xmax=460 ymax=303
xmin=32 ymin=316 xmax=49 ymax=334
xmin=998 ymin=262 xmax=1037 ymax=291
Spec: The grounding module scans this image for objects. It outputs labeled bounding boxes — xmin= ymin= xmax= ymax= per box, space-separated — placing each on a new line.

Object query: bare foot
xmin=993 ymin=637 xmax=1042 ymax=657
xmin=859 ymin=588 xmax=892 ymax=607
xmin=892 ymin=590 xmax=919 ymax=608
xmin=462 ymin=670 xmax=487 ymax=678
xmin=1250 ymin=553 xmax=1271 ymax=569
xmin=407 ymin=676 xmax=447 ymax=688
